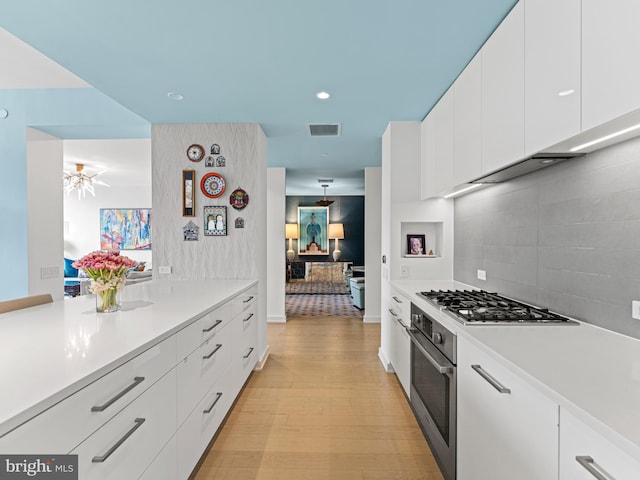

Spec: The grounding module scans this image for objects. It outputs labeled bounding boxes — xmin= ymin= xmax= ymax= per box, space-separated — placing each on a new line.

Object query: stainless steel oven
xmin=409 ymin=302 xmax=456 ymax=480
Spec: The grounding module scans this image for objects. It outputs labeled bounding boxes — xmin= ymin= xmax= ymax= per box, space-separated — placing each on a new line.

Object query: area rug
xmin=285 ymin=294 xmax=363 ymax=318
xmin=285 ymin=280 xmax=351 ymax=295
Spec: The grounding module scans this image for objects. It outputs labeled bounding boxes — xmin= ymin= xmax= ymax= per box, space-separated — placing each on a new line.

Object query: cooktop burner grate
xmin=418 ymin=290 xmax=577 ymax=325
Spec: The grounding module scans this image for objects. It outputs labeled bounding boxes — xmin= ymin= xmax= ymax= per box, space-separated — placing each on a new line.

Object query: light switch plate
xmin=477 ymin=269 xmax=487 ymax=281
xmin=400 ymin=266 xmax=409 ymax=278
xmin=158 ymin=266 xmax=172 ymax=274
xmin=632 ymin=300 xmax=640 ymax=320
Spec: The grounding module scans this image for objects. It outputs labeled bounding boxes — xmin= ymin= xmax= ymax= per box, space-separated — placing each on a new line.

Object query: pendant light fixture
xmin=315 ymin=184 xmax=334 ymax=206
xmin=63 ymin=163 xmax=109 ymax=199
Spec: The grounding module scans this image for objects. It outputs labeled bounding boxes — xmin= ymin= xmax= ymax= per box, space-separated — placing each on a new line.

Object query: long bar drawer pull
xmin=203 ymin=393 xmax=223 ymax=414
xmin=92 ymin=418 xmax=145 ymax=463
xmin=91 ymin=377 xmax=145 ymax=412
xmin=388 ymin=308 xmax=398 ymax=317
xmin=243 ymin=313 xmax=254 ymax=322
xmin=392 ymin=296 xmax=402 ymax=304
xmin=576 ymin=456 xmax=614 ymax=480
xmin=396 ymin=318 xmax=407 ymax=329
xmin=203 ymin=344 xmax=223 ymax=360
xmin=471 ymin=365 xmax=511 ymax=394
xmin=202 ymin=319 xmax=223 ymax=333
xmin=243 ymin=296 xmax=254 ymax=304
xmin=243 ymin=347 xmax=254 ymax=359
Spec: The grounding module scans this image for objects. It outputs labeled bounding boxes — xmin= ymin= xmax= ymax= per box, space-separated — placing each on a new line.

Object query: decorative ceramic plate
xmin=200 ymin=172 xmax=226 ymax=198
xmin=229 ymin=187 xmax=249 ymax=210
xmin=187 ymin=144 xmax=205 ymax=162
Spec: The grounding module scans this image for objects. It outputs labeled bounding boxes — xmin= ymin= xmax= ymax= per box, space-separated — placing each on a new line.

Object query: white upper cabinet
xmin=453 ymin=53 xmax=482 ymax=185
xmin=582 ymin=0 xmax=640 ymax=132
xmin=420 ymin=109 xmax=437 ymax=200
xmin=481 ymin=1 xmax=525 ymax=175
xmin=433 ymin=88 xmax=455 ymax=195
xmin=524 ymin=0 xmax=581 ymax=155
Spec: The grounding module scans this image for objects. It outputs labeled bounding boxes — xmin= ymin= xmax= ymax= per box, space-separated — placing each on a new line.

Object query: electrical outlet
xmin=632 ymin=300 xmax=640 ymax=320
xmin=477 ymin=269 xmax=487 ymax=281
xmin=158 ymin=266 xmax=172 ymax=274
xmin=400 ymin=266 xmax=409 ymax=278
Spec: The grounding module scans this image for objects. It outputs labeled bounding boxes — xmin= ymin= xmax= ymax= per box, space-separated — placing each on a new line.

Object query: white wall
xmin=364 ymin=167 xmax=381 ymax=323
xmin=27 ymin=128 xmax=64 ymax=300
xmin=267 ymin=168 xmax=286 ymax=323
xmin=151 ymin=123 xmax=268 ymax=365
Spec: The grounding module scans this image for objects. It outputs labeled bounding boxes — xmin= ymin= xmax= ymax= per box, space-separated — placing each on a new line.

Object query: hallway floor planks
xmin=193 ymin=317 xmax=444 ymax=480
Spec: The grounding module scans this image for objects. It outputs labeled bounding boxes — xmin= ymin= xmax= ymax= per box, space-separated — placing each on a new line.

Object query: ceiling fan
xmin=316 ymin=184 xmax=334 ymax=206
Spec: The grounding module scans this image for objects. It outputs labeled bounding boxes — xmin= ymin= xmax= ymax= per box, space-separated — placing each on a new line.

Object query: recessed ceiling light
xmin=167 ymin=92 xmax=184 ymax=100
xmin=316 ymin=91 xmax=330 ymax=100
xmin=321 ymin=153 xmax=328 ymax=157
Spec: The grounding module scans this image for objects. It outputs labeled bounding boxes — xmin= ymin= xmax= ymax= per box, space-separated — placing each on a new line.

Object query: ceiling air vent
xmin=308 ymin=123 xmax=341 ymax=136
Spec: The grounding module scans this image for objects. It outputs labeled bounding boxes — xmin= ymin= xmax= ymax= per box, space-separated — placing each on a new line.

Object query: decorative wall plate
xmin=229 ymin=187 xmax=249 ymax=210
xmin=200 ymin=172 xmax=226 ymax=198
xmin=235 ymin=217 xmax=245 ymax=229
xmin=215 ymin=156 xmax=226 ymax=167
xmin=187 ymin=144 xmax=205 ymax=162
xmin=210 ymin=144 xmax=221 ymax=155
xmin=204 ymin=155 xmax=215 ymax=167
xmin=183 ymin=220 xmax=199 ymax=241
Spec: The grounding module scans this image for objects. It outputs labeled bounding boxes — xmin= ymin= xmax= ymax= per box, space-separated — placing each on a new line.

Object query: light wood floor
xmin=193 ymin=317 xmax=444 ymax=480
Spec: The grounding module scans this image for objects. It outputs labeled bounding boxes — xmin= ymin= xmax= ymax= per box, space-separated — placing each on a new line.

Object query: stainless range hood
xmin=470 ymin=152 xmax=585 ymax=184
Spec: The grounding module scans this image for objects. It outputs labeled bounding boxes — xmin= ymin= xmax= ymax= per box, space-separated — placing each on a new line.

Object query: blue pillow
xmin=64 ymin=258 xmax=78 ymax=278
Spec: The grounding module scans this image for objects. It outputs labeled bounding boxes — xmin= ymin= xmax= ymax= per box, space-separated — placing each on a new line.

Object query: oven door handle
xmin=408 ymin=329 xmax=454 ymax=375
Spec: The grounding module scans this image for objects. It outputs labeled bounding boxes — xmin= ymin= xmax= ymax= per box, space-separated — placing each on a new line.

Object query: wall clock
xmin=200 ymin=172 xmax=226 ymax=198
xmin=187 ymin=144 xmax=205 ymax=162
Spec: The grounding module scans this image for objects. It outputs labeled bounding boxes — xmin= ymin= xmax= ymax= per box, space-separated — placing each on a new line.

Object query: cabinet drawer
xmin=177 ymin=368 xmax=235 ymax=479
xmin=176 ymin=302 xmax=232 ymax=360
xmin=138 ymin=434 xmax=177 ymax=480
xmin=389 ymin=291 xmax=407 ymax=319
xmin=230 ymin=286 xmax=257 ymax=319
xmin=560 ymin=408 xmax=640 ymax=480
xmin=72 ymin=368 xmax=177 ymax=480
xmin=0 ymin=336 xmax=176 ymax=454
xmin=177 ymin=321 xmax=233 ymax=425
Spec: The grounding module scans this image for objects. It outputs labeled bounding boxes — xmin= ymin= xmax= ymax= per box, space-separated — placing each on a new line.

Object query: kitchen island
xmin=391 ymin=279 xmax=640 ymax=479
xmin=0 ymin=279 xmax=259 ymax=480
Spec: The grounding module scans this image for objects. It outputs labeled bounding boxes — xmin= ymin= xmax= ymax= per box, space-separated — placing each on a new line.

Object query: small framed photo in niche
xmin=407 ymin=234 xmax=426 ymax=255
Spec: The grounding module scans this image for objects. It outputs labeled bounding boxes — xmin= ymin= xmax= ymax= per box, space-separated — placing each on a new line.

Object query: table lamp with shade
xmin=328 ymin=223 xmax=345 ymax=261
xmin=285 ymin=224 xmax=298 ymax=262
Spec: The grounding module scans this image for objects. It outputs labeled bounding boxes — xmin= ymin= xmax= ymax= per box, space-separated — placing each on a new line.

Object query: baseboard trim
xmin=254 ymin=345 xmax=270 ymax=371
xmin=268 ymin=315 xmax=286 ymax=323
xmin=378 ymin=347 xmax=394 ymax=373
xmin=363 ymin=315 xmax=381 ymax=323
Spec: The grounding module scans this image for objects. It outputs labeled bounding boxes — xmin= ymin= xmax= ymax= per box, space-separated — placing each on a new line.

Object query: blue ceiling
xmin=0 ymin=0 xmax=517 ymax=175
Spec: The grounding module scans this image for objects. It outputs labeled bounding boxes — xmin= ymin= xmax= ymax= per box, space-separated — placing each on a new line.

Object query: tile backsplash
xmin=454 ymin=136 xmax=640 ymax=339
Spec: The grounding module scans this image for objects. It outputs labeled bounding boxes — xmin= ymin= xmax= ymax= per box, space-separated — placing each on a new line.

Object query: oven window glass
xmin=411 ymin=342 xmax=450 ymax=443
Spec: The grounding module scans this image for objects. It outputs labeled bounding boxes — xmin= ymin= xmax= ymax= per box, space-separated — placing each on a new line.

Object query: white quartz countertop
xmin=392 ymin=279 xmax=640 ymax=461
xmin=0 ymin=279 xmax=256 ymax=438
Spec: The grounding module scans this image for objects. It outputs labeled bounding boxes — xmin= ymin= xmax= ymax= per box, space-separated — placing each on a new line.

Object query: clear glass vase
xmin=95 ymin=287 xmax=122 ymax=313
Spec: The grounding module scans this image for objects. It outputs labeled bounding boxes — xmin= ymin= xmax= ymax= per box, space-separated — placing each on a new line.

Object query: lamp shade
xmin=285 ymin=223 xmax=299 ymax=239
xmin=328 ymin=223 xmax=344 ymax=240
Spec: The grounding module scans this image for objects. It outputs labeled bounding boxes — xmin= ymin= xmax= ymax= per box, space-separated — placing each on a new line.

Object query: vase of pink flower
xmin=72 ymin=250 xmax=137 ymax=313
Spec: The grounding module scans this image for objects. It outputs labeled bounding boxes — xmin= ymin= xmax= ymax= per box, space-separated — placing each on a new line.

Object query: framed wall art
xmin=407 ymin=234 xmax=426 ymax=255
xmin=182 ymin=170 xmax=196 ymax=216
xmin=100 ymin=208 xmax=152 ymax=250
xmin=204 ymin=206 xmax=227 ymax=236
xmin=298 ymin=206 xmax=328 ymax=255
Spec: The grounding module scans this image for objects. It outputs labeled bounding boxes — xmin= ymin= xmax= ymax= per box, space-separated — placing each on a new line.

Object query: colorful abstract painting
xmin=100 ymin=208 xmax=152 ymax=250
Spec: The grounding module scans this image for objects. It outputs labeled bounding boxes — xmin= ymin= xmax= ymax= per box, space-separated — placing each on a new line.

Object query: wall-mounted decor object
xmin=230 ymin=187 xmax=249 ymax=210
xmin=235 ymin=217 xmax=245 ymax=229
xmin=182 ymin=170 xmax=196 ymax=216
xmin=210 ymin=144 xmax=220 ymax=155
xmin=204 ymin=155 xmax=215 ymax=167
xmin=186 ymin=144 xmax=205 ymax=162
xmin=407 ymin=234 xmax=426 ymax=255
xmin=100 ymin=208 xmax=152 ymax=250
xmin=298 ymin=206 xmax=328 ymax=255
xmin=216 ymin=156 xmax=226 ymax=167
xmin=183 ymin=220 xmax=199 ymax=241
xmin=204 ymin=206 xmax=227 ymax=236
xmin=200 ymin=172 xmax=226 ymax=198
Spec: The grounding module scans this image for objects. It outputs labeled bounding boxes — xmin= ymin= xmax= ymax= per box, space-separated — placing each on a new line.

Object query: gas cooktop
xmin=418 ymin=290 xmax=579 ymax=325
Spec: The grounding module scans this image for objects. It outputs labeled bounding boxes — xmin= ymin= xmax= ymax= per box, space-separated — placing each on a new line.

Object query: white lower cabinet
xmin=138 ymin=435 xmax=177 ymax=480
xmin=389 ymin=290 xmax=410 ymax=397
xmin=559 ymin=408 xmax=640 ymax=480
xmin=457 ymin=336 xmax=558 ymax=480
xmin=71 ymin=368 xmax=177 ymax=480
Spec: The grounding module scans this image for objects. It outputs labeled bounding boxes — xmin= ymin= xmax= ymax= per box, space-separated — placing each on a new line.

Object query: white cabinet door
xmin=453 ymin=53 xmax=482 ymax=185
xmin=433 ymin=88 xmax=455 ymax=195
xmin=138 ymin=435 xmax=177 ymax=480
xmin=525 ymin=0 xmax=581 ymax=155
xmin=457 ymin=336 xmax=558 ymax=480
xmin=582 ymin=0 xmax=640 ymax=131
xmin=559 ymin=408 xmax=640 ymax=480
xmin=481 ymin=1 xmax=525 ymax=174
xmin=420 ymin=110 xmax=437 ymax=199
xmin=389 ymin=291 xmax=410 ymax=397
